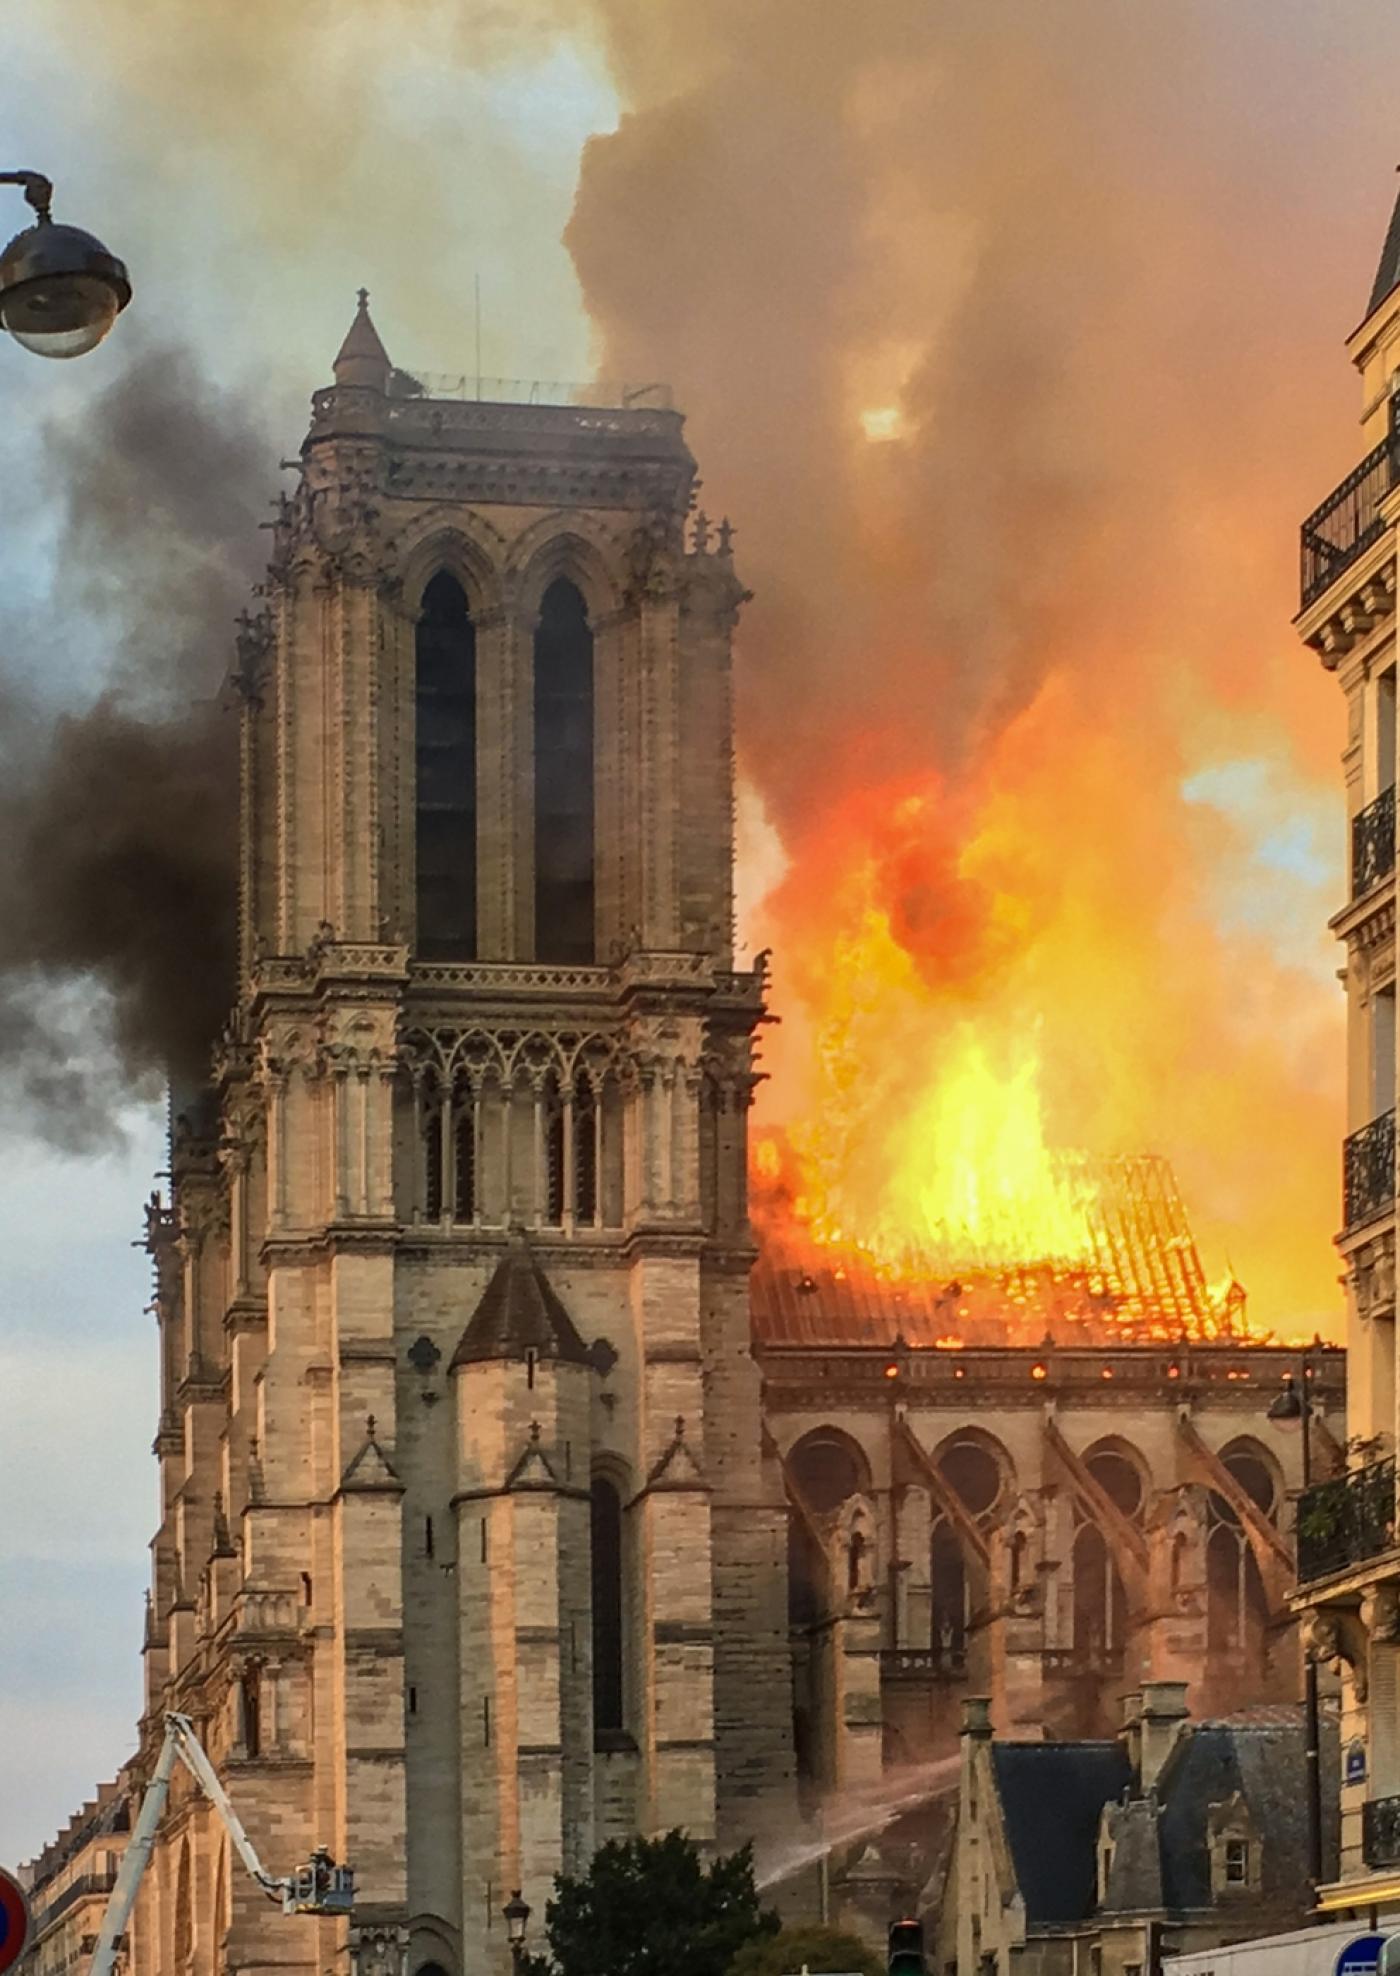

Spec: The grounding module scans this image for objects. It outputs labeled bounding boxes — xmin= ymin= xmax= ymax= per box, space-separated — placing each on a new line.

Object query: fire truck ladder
xmin=88 ymin=1711 xmax=353 ymax=1976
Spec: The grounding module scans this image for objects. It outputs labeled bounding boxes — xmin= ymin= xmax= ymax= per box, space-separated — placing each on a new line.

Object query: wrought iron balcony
xmin=1353 ymin=785 xmax=1397 ymax=896
xmin=1364 ymin=1793 xmax=1400 ymax=1866
xmin=1301 ymin=431 xmax=1400 ymax=609
xmin=1297 ymin=1456 xmax=1397 ymax=1581
xmin=1345 ymin=1110 xmax=1396 ymax=1231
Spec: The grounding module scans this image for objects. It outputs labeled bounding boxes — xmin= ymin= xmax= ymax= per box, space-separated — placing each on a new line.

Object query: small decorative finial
xmin=530 ymin=1420 xmax=541 ymax=1443
xmin=357 ymin=287 xmax=370 ymax=310
xmin=674 ymin=1415 xmax=685 ymax=1441
xmin=366 ymin=1413 xmax=377 ymax=1441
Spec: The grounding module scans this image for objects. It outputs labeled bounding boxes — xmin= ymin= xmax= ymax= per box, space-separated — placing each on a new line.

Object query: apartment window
xmin=1373 ymin=984 xmax=1396 ymax=1120
xmin=1224 ymin=1839 xmax=1248 ymax=1884
xmin=1381 ymin=668 xmax=1397 ymax=795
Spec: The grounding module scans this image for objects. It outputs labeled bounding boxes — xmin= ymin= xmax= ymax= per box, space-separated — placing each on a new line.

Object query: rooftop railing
xmin=1300 ymin=429 xmax=1400 ymax=609
xmin=386 ymin=371 xmax=673 ymax=411
xmin=1296 ymin=1456 xmax=1397 ymax=1582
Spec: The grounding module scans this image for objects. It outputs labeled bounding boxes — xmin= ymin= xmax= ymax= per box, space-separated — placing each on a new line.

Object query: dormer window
xmin=1207 ymin=1795 xmax=1259 ymax=1896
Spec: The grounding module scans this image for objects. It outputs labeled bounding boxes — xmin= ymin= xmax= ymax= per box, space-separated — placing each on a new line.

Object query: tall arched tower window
xmin=416 ymin=571 xmax=477 ymax=959
xmin=534 ymin=577 xmax=595 ymax=963
xmin=591 ymin=1476 xmax=624 ymax=1736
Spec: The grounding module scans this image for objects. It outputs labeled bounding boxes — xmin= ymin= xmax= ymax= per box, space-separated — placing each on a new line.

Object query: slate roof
xmin=1155 ymin=1724 xmax=1309 ymax=1911
xmin=450 ymin=1235 xmax=590 ymax=1369
xmin=1369 ymin=186 xmax=1400 ymax=320
xmin=992 ymin=1741 xmax=1132 ymax=1924
xmin=997 ymin=1718 xmax=1339 ymax=1932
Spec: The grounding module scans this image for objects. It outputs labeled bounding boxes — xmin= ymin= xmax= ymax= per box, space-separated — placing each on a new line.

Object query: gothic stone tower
xmin=135 ymin=298 xmax=795 ymax=1976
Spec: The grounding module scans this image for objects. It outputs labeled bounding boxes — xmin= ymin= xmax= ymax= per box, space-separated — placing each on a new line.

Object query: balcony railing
xmin=1301 ymin=431 xmax=1400 ymax=609
xmin=33 ymin=1868 xmax=120 ymax=1930
xmin=1353 ymin=785 xmax=1397 ymax=896
xmin=1345 ymin=1110 xmax=1396 ymax=1231
xmin=880 ymin=1645 xmax=966 ymax=1681
xmin=1297 ymin=1457 xmax=1398 ymax=1581
xmin=1364 ymin=1794 xmax=1400 ymax=1866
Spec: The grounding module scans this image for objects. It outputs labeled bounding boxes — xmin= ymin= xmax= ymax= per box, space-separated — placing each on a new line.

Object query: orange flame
xmin=748 ymin=673 xmax=1339 ymax=1344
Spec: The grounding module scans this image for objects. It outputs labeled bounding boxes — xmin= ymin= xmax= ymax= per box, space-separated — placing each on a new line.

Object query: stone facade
xmin=1294 ymin=182 xmax=1400 ymax=1926
xmin=119 ymin=301 xmax=794 ymax=1976
xmin=755 ymin=1334 xmax=1341 ymax=1939
xmin=23 ymin=300 xmax=1355 ymax=1976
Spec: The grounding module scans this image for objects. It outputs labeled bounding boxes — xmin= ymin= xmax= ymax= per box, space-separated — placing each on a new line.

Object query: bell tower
xmin=138 ymin=295 xmax=794 ymax=1976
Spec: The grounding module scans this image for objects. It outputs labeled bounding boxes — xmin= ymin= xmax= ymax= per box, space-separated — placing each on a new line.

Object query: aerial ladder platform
xmin=89 ymin=1711 xmax=353 ymax=1976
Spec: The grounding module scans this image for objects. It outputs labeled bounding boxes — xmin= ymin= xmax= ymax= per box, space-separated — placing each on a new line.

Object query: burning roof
xmin=751 ymin=1153 xmax=1250 ymax=1349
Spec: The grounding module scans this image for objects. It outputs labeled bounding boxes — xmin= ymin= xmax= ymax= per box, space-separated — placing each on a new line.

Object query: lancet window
xmin=1205 ymin=1495 xmax=1268 ymax=1667
xmin=1072 ymin=1520 xmax=1126 ymax=1661
xmin=415 ymin=571 xmax=477 ymax=960
xmin=930 ymin=1519 xmax=968 ymax=1665
xmin=591 ymin=1476 xmax=624 ymax=1737
xmin=534 ymin=578 xmax=595 ymax=964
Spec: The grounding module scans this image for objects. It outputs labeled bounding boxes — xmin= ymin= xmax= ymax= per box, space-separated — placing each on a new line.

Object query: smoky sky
xmin=0 ymin=343 xmax=271 ymax=1147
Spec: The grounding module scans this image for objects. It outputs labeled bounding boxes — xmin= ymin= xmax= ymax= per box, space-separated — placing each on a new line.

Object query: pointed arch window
xmin=174 ymin=1838 xmax=193 ymax=1967
xmin=931 ymin=1518 xmax=967 ymax=1665
xmin=591 ymin=1476 xmax=624 ymax=1737
xmin=416 ymin=571 xmax=477 ymax=960
xmin=1072 ymin=1522 xmax=1126 ymax=1659
xmin=534 ymin=578 xmax=595 ymax=963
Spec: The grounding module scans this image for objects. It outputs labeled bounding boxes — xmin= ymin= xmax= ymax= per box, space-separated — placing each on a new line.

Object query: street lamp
xmin=1269 ymin=1345 xmax=1323 ymax=1899
xmin=502 ymin=1890 xmax=531 ymax=1968
xmin=0 ymin=171 xmax=130 ymax=358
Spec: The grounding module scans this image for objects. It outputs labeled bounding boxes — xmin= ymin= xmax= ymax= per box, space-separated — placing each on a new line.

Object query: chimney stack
xmin=1138 ymin=1679 xmax=1189 ymax=1790
xmin=1119 ymin=1690 xmax=1144 ymax=1774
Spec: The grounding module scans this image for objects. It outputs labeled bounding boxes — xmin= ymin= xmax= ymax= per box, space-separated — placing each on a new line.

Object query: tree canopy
xmin=726 ymin=1924 xmax=885 ymax=1976
xmin=521 ymin=1831 xmax=778 ymax=1976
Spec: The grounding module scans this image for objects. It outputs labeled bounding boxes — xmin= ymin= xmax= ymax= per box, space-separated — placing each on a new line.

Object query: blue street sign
xmin=1336 ymin=1934 xmax=1386 ymax=1976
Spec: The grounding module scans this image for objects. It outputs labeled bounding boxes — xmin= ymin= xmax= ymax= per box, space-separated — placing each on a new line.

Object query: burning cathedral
xmin=22 ymin=303 xmax=1341 ymax=1976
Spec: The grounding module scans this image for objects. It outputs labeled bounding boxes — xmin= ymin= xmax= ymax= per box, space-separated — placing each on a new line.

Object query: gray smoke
xmin=0 ymin=342 xmax=273 ymax=1149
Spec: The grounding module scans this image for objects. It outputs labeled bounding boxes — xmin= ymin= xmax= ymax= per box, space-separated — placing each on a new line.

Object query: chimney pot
xmin=1140 ymin=1679 xmax=1189 ymax=1720
xmin=961 ymin=1696 xmax=993 ymax=1739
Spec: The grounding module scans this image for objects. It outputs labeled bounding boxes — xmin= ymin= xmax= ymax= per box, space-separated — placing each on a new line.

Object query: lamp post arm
xmin=0 ymin=172 xmax=52 ymax=220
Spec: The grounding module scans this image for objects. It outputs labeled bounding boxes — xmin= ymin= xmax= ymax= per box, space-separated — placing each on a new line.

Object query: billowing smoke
xmin=0 ymin=345 xmax=268 ymax=1146
xmin=4 ymin=0 xmax=1394 ymax=1320
xmin=564 ymin=1 xmax=1395 ymax=1330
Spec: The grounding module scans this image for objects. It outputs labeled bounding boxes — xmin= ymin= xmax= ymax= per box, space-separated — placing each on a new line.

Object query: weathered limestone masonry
xmin=131 ymin=300 xmax=795 ymax=1976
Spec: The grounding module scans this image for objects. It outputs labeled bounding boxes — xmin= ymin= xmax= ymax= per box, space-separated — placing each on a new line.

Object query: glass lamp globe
xmin=0 ymin=220 xmax=130 ymax=358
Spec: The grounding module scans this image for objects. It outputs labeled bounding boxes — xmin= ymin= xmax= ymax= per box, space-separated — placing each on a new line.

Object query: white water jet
xmin=755 ymin=1756 xmax=961 ymax=1890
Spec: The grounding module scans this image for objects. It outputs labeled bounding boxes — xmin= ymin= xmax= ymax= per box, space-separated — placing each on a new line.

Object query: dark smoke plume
xmin=0 ymin=344 xmax=271 ymax=1148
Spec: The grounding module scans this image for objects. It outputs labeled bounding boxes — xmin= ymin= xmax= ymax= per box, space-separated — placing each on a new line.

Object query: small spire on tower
xmin=333 ymin=288 xmax=391 ymax=391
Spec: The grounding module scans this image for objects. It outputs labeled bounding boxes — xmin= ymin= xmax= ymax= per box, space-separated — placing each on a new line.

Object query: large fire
xmin=744 ymin=674 xmax=1337 ymax=1346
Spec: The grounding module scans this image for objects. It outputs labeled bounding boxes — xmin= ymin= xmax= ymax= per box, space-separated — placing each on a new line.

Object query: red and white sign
xmin=0 ymin=1868 xmax=31 ymax=1976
